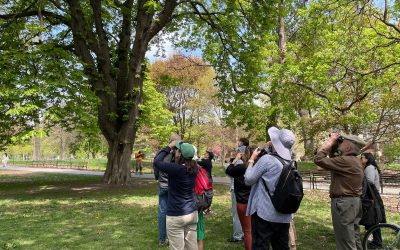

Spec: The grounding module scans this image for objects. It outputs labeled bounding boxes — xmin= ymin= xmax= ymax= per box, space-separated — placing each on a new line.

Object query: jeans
xmin=231 ymin=192 xmax=244 ymax=240
xmin=158 ymin=186 xmax=168 ymax=242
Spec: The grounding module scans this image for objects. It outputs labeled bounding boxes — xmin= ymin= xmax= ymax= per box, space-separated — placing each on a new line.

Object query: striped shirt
xmin=244 ymin=154 xmax=293 ymax=223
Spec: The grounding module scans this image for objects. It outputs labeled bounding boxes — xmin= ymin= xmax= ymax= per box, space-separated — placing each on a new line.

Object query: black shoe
xmin=227 ymin=237 xmax=243 ymax=243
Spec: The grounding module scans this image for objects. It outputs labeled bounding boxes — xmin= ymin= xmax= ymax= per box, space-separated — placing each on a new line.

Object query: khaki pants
xmin=289 ymin=219 xmax=297 ymax=250
xmin=331 ymin=197 xmax=362 ymax=250
xmin=166 ymin=211 xmax=198 ymax=250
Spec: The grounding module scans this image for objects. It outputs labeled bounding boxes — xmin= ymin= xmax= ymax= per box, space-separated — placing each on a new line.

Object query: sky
xmin=146 ymin=34 xmax=203 ymax=62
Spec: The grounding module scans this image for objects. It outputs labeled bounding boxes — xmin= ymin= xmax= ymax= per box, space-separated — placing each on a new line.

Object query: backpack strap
xmin=260 ymin=154 xmax=295 ymax=198
xmin=271 ymin=153 xmax=289 ymax=166
xmin=261 ymin=177 xmax=273 ymax=199
xmin=261 ymin=154 xmax=285 ymax=199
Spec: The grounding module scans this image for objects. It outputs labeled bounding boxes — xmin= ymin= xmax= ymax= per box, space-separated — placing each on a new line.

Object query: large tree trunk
xmin=266 ymin=5 xmax=286 ymax=141
xmin=103 ymin=140 xmax=133 ymax=184
xmin=58 ymin=127 xmax=65 ymax=160
xmin=33 ymin=135 xmax=41 ymax=161
xmin=66 ymin=0 xmax=178 ymax=184
xmin=33 ymin=123 xmax=41 ymax=160
xmin=298 ymin=109 xmax=315 ymax=160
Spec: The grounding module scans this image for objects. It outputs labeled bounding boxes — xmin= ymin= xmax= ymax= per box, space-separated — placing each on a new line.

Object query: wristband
xmin=248 ymin=159 xmax=254 ymax=164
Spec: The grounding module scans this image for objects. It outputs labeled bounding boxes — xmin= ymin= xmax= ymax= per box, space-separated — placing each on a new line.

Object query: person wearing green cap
xmin=154 ymin=140 xmax=198 ymax=250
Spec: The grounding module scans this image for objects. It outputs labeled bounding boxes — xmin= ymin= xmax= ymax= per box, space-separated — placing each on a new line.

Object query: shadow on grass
xmin=0 ymin=173 xmax=342 ymax=250
xmin=0 ymin=174 xmax=161 ymax=201
xmin=0 ymin=173 xmax=243 ymax=250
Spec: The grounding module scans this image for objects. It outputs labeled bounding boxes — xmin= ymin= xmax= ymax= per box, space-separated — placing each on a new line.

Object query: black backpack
xmin=261 ymin=154 xmax=304 ymax=214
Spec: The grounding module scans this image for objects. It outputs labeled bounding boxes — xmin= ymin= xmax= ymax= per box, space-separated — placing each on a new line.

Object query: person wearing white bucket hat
xmin=268 ymin=127 xmax=296 ymax=161
xmin=244 ymin=127 xmax=296 ymax=250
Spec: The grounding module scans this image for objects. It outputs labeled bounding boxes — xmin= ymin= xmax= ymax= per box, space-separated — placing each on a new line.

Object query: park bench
xmin=310 ymin=170 xmax=331 ymax=189
xmin=380 ymin=172 xmax=400 ymax=193
xmin=32 ymin=161 xmax=45 ymax=167
xmin=299 ymin=170 xmax=313 ymax=189
xmin=30 ymin=160 xmax=88 ymax=169
xmin=54 ymin=161 xmax=88 ymax=169
xmin=69 ymin=161 xmax=88 ymax=169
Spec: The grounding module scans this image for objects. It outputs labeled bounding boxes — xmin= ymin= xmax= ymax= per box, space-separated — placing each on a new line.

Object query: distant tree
xmin=150 ymin=54 xmax=216 ymax=140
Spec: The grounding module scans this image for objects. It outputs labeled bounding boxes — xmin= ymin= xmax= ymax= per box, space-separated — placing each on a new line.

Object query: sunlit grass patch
xmin=0 ymin=172 xmax=399 ymax=249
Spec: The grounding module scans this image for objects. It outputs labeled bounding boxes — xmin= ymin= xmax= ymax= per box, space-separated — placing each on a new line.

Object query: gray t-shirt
xmin=364 ymin=164 xmax=381 ymax=191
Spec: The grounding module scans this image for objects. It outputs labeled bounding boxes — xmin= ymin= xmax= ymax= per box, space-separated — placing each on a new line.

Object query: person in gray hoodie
xmin=154 ymin=133 xmax=181 ymax=246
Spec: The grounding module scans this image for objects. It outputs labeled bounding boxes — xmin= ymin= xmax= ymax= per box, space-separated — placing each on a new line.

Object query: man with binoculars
xmin=314 ymin=132 xmax=367 ymax=250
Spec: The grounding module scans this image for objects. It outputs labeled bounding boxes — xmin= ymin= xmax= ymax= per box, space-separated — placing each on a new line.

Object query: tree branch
xmin=0 ymin=10 xmax=70 ymax=26
xmin=115 ymin=0 xmax=134 ymax=86
xmin=65 ymin=0 xmax=96 ymax=71
xmin=147 ymin=0 xmax=178 ymax=40
xmin=90 ymin=0 xmax=112 ymax=72
xmin=338 ymin=61 xmax=400 ymax=76
xmin=375 ymin=14 xmax=400 ymax=35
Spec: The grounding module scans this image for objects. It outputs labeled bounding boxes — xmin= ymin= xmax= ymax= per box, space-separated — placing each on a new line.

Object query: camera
xmin=328 ymin=133 xmax=344 ymax=157
xmin=255 ymin=145 xmax=272 ymax=159
xmin=329 ymin=133 xmax=344 ymax=143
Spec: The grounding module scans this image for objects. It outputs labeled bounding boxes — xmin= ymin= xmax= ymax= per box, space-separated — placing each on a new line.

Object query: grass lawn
xmin=1 ymin=170 xmax=399 ymax=250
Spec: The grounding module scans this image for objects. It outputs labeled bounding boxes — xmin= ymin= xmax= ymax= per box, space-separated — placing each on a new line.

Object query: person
xmin=361 ymin=152 xmax=385 ymax=248
xmin=244 ymin=127 xmax=296 ymax=250
xmin=154 ymin=140 xmax=198 ymax=250
xmin=314 ymin=132 xmax=366 ymax=250
xmin=226 ymin=138 xmax=252 ymax=250
xmin=224 ymin=157 xmax=244 ymax=243
xmin=192 ymin=146 xmax=206 ymax=250
xmin=135 ymin=151 xmax=144 ymax=175
xmin=197 ymin=150 xmax=214 ymax=183
xmin=2 ymin=153 xmax=9 ymax=167
xmin=154 ymin=133 xmax=181 ymax=246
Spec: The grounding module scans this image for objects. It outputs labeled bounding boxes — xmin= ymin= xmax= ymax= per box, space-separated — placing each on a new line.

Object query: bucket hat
xmin=268 ymin=127 xmax=296 ymax=161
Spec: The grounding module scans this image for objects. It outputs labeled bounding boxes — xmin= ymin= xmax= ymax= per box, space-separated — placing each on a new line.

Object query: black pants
xmin=251 ymin=213 xmax=290 ymax=250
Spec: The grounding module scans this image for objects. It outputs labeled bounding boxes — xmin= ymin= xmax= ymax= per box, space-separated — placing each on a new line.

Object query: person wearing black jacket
xmin=361 ymin=152 xmax=386 ymax=249
xmin=225 ymin=145 xmax=252 ymax=250
xmin=197 ymin=150 xmax=214 ymax=183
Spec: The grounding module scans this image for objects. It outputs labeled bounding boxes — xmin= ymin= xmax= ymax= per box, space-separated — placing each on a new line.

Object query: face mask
xmin=237 ymin=145 xmax=246 ymax=153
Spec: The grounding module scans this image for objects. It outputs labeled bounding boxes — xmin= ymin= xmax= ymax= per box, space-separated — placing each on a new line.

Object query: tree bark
xmin=33 ymin=122 xmax=41 ymax=161
xmin=66 ymin=0 xmax=178 ymax=184
xmin=33 ymin=135 xmax=41 ymax=161
xmin=298 ymin=109 xmax=315 ymax=159
xmin=103 ymin=140 xmax=133 ymax=184
xmin=266 ymin=2 xmax=286 ymax=141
